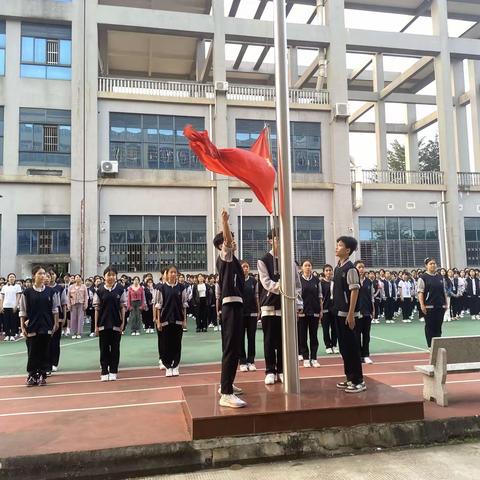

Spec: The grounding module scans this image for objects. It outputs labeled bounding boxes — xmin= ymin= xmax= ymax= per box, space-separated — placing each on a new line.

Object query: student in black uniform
xmin=19 ymin=265 xmax=60 ymax=386
xmin=320 ymin=264 xmax=338 ymax=354
xmin=47 ymin=268 xmax=67 ymax=373
xmin=298 ymin=259 xmax=322 ymax=368
xmin=382 ymin=271 xmax=397 ymax=324
xmin=214 ymin=208 xmax=246 ymax=408
xmin=93 ymin=266 xmax=127 ymax=382
xmin=333 ymin=236 xmax=366 ymax=393
xmin=239 ymin=261 xmax=259 ymax=372
xmin=354 ymin=261 xmax=375 ymax=364
xmin=417 ymin=257 xmax=448 ymax=348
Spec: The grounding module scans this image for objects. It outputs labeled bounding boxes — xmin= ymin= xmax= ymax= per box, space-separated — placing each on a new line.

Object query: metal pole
xmin=239 ymin=200 xmax=243 ymax=261
xmin=273 ymin=0 xmax=300 ymax=394
xmin=436 ymin=204 xmax=445 ymax=267
xmin=441 ymin=193 xmax=450 ymax=269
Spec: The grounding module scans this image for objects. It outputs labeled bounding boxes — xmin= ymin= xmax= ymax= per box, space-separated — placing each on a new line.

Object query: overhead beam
xmin=348 ymin=102 xmax=374 ymax=124
xmin=349 ymin=122 xmax=409 ymax=134
xmin=199 ymin=41 xmax=213 ymax=82
xmin=293 ymin=53 xmax=320 ymax=88
xmin=228 ymin=0 xmax=241 ymax=17
xmin=348 ymin=90 xmax=441 ymax=105
xmin=412 ymin=111 xmax=438 ymax=133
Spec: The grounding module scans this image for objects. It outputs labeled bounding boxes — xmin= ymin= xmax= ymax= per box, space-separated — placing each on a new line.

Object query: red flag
xmin=184 ymin=125 xmax=276 ymax=213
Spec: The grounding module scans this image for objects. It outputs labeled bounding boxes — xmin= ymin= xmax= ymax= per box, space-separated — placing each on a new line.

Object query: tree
xmin=419 ymin=135 xmax=440 ymax=171
xmin=386 ymin=139 xmax=406 ymax=171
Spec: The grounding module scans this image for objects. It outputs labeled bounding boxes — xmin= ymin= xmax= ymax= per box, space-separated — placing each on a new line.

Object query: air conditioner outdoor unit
xmin=101 ymin=160 xmax=118 ymax=174
xmin=215 ymin=81 xmax=229 ymax=92
xmin=335 ymin=103 xmax=349 ymax=118
xmin=406 ymin=202 xmax=416 ymax=210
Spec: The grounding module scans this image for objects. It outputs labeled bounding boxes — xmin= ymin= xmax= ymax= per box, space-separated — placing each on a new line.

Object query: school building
xmin=0 ymin=0 xmax=479 ymax=277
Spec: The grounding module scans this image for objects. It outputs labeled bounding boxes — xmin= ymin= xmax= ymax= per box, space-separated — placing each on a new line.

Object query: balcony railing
xmin=351 ymin=169 xmax=444 ymax=185
xmin=98 ymin=77 xmax=329 ymax=105
xmin=458 ymin=172 xmax=480 ymax=187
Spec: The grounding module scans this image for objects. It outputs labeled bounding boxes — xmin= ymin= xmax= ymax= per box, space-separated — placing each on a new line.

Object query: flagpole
xmin=273 ymin=0 xmax=300 ymax=394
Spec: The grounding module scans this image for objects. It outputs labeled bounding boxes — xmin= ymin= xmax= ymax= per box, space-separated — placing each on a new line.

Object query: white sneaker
xmin=298 ymin=355 xmax=304 ymax=362
xmin=265 ymin=373 xmax=276 ymax=385
xmin=165 ymin=368 xmax=173 ymax=377
xmin=303 ymin=360 xmax=311 ymax=368
xmin=325 ymin=348 xmax=334 ymax=354
xmin=109 ymin=373 xmax=117 ymax=381
xmin=71 ymin=335 xmax=76 ymax=339
xmin=66 ymin=328 xmax=71 ymax=335
xmin=131 ymin=332 xmax=136 ymax=336
xmin=364 ymin=357 xmax=373 ymax=364
xmin=3 ymin=336 xmax=9 ymax=341
xmin=76 ymin=335 xmax=82 ymax=339
xmin=248 ymin=363 xmax=257 ymax=372
xmin=217 ymin=384 xmax=243 ymax=395
xmin=311 ymin=360 xmax=321 ymax=368
xmin=333 ymin=346 xmax=339 ymax=354
xmin=219 ymin=394 xmax=246 ymax=408
xmin=277 ymin=373 xmax=284 ymax=383
xmin=172 ymin=367 xmax=179 ymax=376
xmin=89 ymin=332 xmax=95 ymax=337
xmin=208 ymin=323 xmax=214 ymax=328
xmin=239 ymin=364 xmax=249 ymax=372
xmin=213 ymin=326 xmax=219 ymax=332
xmin=52 ymin=365 xmax=58 ymax=372
xmin=158 ymin=359 xmax=166 ymax=370
xmin=100 ymin=374 xmax=109 ymax=382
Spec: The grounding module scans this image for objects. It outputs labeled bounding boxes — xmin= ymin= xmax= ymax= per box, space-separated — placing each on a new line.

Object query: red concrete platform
xmin=182 ymin=376 xmax=425 ymax=440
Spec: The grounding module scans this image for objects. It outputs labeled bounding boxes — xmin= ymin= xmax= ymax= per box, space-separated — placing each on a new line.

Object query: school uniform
xmin=1 ymin=283 xmax=22 ymax=338
xmin=465 ymin=277 xmax=480 ymax=316
xmin=355 ymin=277 xmax=374 ymax=359
xmin=193 ymin=283 xmax=208 ymax=332
xmin=156 ymin=282 xmax=188 ymax=369
xmin=239 ymin=275 xmax=258 ymax=366
xmin=450 ymin=277 xmax=462 ymax=319
xmin=206 ymin=283 xmax=218 ymax=327
xmin=298 ymin=275 xmax=322 ymax=361
xmin=382 ymin=279 xmax=397 ymax=321
xmin=321 ymin=279 xmax=337 ymax=350
xmin=19 ymin=285 xmax=60 ymax=381
xmin=417 ymin=273 xmax=447 ymax=347
xmin=333 ymin=260 xmax=363 ymax=386
xmin=48 ymin=283 xmax=67 ymax=370
xmin=93 ymin=284 xmax=127 ymax=376
xmin=142 ymin=286 xmax=155 ymax=331
xmin=398 ymin=280 xmax=414 ymax=320
xmin=217 ymin=243 xmax=245 ymax=395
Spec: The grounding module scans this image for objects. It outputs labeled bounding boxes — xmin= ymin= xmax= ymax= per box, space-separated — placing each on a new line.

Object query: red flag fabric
xmin=184 ymin=125 xmax=276 ymax=213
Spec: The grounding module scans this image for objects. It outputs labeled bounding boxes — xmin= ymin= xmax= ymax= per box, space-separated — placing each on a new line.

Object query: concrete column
xmin=431 ymin=0 xmax=465 ymax=267
xmin=212 ymin=0 xmax=229 ymax=246
xmin=70 ymin=0 xmax=99 ymax=276
xmin=325 ymin=0 xmax=354 ymax=246
xmin=98 ymin=27 xmax=108 ymax=76
xmin=373 ymin=54 xmax=388 ymax=170
xmin=405 ymin=104 xmax=419 ymax=171
xmin=3 ymin=20 xmax=21 ymax=177
xmin=288 ymin=47 xmax=298 ymax=87
xmin=195 ymin=40 xmax=206 ymax=82
xmin=468 ymin=60 xmax=480 ymax=172
xmin=451 ymin=59 xmax=470 ymax=172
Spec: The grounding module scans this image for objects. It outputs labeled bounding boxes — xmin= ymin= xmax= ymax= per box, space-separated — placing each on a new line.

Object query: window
xmin=235 ymin=119 xmax=322 ymax=173
xmin=109 ymin=114 xmax=204 ymax=170
xmin=465 ymin=217 xmax=480 ymax=266
xmin=20 ymin=23 xmax=71 ymax=80
xmin=17 ymin=215 xmax=70 ymax=255
xmin=359 ymin=217 xmax=440 ymax=268
xmin=241 ymin=216 xmax=325 ymax=268
xmin=0 ymin=107 xmax=4 ymax=165
xmin=19 ymin=108 xmax=71 ymax=166
xmin=0 ymin=22 xmax=5 ymax=76
xmin=109 ymin=216 xmax=207 ymax=272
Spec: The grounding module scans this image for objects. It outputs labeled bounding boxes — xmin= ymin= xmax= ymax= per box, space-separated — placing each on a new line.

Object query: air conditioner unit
xmin=406 ymin=202 xmax=416 ymax=210
xmin=334 ymin=103 xmax=349 ymax=118
xmin=101 ymin=160 xmax=118 ymax=174
xmin=215 ymin=81 xmax=229 ymax=92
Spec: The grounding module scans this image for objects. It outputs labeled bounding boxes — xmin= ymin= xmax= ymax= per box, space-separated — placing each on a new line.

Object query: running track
xmin=1 ymin=351 xmax=479 ymax=458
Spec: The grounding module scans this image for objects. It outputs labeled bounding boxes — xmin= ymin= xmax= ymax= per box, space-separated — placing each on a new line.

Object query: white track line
xmin=0 ymin=400 xmax=184 ymax=418
xmin=371 ymin=335 xmax=429 ymax=352
xmin=0 ymin=338 xmax=96 ymax=357
xmin=393 ymin=378 xmax=480 ymax=388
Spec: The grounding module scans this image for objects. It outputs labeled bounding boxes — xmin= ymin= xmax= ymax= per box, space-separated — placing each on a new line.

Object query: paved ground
xmin=139 ymin=442 xmax=480 ymax=480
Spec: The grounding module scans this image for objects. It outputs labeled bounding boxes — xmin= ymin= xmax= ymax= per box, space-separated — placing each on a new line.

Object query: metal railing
xmin=458 ymin=172 xmax=480 ymax=187
xmin=352 ymin=169 xmax=444 ymax=185
xmin=227 ymin=85 xmax=329 ymax=105
xmin=466 ymin=241 xmax=480 ymax=267
xmin=98 ymin=77 xmax=215 ymax=99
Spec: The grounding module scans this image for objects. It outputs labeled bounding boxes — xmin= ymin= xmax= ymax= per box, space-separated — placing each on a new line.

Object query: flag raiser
xmin=184 ymin=125 xmax=276 ymax=214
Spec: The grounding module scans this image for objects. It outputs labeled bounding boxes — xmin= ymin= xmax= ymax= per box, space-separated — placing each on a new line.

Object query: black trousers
xmin=298 ymin=315 xmax=320 ymax=360
xmin=208 ymin=305 xmax=218 ymax=326
xmin=450 ymin=297 xmax=462 ymax=318
xmin=384 ymin=297 xmax=396 ymax=320
xmin=49 ymin=326 xmax=62 ymax=368
xmin=240 ymin=315 xmax=257 ymax=365
xmin=196 ymin=298 xmax=208 ymax=330
xmin=156 ymin=328 xmax=165 ymax=360
xmin=336 ymin=315 xmax=363 ymax=384
xmin=99 ymin=329 xmax=121 ymax=375
xmin=425 ymin=307 xmax=445 ymax=348
xmin=401 ymin=298 xmax=413 ymax=319
xmin=220 ymin=303 xmax=243 ymax=395
xmin=321 ymin=311 xmax=337 ymax=349
xmin=3 ymin=308 xmax=17 ymax=337
xmin=355 ymin=315 xmax=372 ymax=358
xmin=142 ymin=308 xmax=155 ymax=329
xmin=26 ymin=334 xmax=51 ymax=377
xmin=262 ymin=315 xmax=283 ymax=375
xmin=162 ymin=323 xmax=183 ymax=368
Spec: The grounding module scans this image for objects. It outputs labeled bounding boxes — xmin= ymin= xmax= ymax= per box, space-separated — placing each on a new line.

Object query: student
xmin=320 ymin=264 xmax=338 ymax=354
xmin=142 ymin=277 xmax=156 ymax=333
xmin=298 ymin=259 xmax=322 ymax=368
xmin=93 ymin=266 xmax=127 ymax=381
xmin=19 ymin=265 xmax=60 ymax=386
xmin=465 ymin=268 xmax=480 ymax=320
xmin=417 ymin=257 xmax=448 ymax=348
xmin=127 ymin=276 xmax=146 ymax=335
xmin=154 ymin=265 xmax=188 ymax=377
xmin=214 ymin=208 xmax=246 ymax=408
xmin=62 ymin=273 xmax=72 ymax=337
xmin=354 ymin=261 xmax=375 ymax=364
xmin=193 ymin=274 xmax=208 ymax=333
xmin=207 ymin=275 xmax=218 ymax=331
xmin=0 ymin=273 xmax=23 ymax=341
xmin=398 ymin=272 xmax=413 ymax=323
xmin=48 ymin=269 xmax=67 ymax=372
xmin=67 ymin=275 xmax=89 ymax=339
xmin=258 ymin=229 xmax=302 ymax=385
xmin=382 ymin=271 xmax=397 ymax=324
xmin=450 ymin=270 xmax=462 ymax=320
xmin=239 ymin=261 xmax=259 ymax=372
xmin=333 ymin=236 xmax=366 ymax=393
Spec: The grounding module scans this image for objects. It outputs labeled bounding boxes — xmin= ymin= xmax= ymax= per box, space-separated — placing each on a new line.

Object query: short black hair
xmin=103 ymin=265 xmax=118 ymax=276
xmin=424 ymin=257 xmax=436 ymax=266
xmin=213 ymin=232 xmax=224 ymax=250
xmin=354 ymin=260 xmax=365 ymax=267
xmin=336 ymin=236 xmax=358 ymax=256
xmin=32 ymin=265 xmax=45 ymax=276
xmin=323 ymin=264 xmax=333 ymax=271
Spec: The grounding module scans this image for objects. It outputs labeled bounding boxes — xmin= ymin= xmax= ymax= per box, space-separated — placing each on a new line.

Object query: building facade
xmin=0 ymin=0 xmax=479 ymax=278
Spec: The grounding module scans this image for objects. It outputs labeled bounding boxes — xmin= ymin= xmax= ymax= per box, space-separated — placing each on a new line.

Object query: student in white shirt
xmin=0 ymin=273 xmax=23 ymax=341
xmin=398 ymin=272 xmax=414 ymax=323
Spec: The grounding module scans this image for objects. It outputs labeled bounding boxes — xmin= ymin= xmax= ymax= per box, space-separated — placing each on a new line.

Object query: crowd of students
xmin=1 ymin=229 xmax=479 ymax=405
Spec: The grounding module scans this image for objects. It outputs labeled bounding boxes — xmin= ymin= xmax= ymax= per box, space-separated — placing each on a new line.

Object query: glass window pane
xmin=0 ymin=33 xmax=5 ymax=49
xmin=21 ymin=64 xmax=46 ymax=78
xmin=146 ymin=144 xmax=159 ymax=169
xmin=21 ymin=37 xmax=34 ymax=62
xmin=58 ymin=125 xmax=71 ymax=152
xmin=425 ymin=217 xmax=439 ymax=240
xmin=412 ymin=217 xmax=426 ymax=240
xmin=110 ymin=142 xmax=125 ymax=163
xmin=159 ymin=145 xmax=174 ymax=169
xmin=386 ymin=217 xmax=399 ymax=240
xmin=159 ymin=116 xmax=174 ymax=143
xmin=0 ymin=49 xmax=5 ymax=76
xmin=110 ymin=125 xmax=125 ymax=142
xmin=19 ymin=123 xmax=34 ymax=151
xmin=46 ymin=66 xmax=71 ymax=80
xmin=175 ymin=147 xmax=192 ymax=169
xmin=359 ymin=217 xmax=372 ymax=241
xmin=110 ymin=231 xmax=126 ymax=244
xmin=371 ymin=217 xmax=386 ymax=240
xmin=160 ymin=216 xmax=175 ymax=242
xmin=293 ymin=149 xmax=308 ymax=172
xmin=124 ymin=143 xmax=142 ymax=168
xmin=59 ymin=39 xmax=71 ymax=65
xmin=399 ymin=217 xmax=413 ymax=240
xmin=34 ymin=38 xmax=46 ymax=63
xmin=307 ymin=150 xmax=321 ymax=172
xmin=33 ymin=124 xmax=43 ymax=151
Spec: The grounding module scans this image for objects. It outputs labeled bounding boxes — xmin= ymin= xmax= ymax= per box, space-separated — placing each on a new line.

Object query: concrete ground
xmin=139 ymin=442 xmax=480 ymax=480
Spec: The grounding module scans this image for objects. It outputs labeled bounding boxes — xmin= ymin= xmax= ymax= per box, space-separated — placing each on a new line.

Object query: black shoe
xmin=26 ymin=375 xmax=37 ymax=387
xmin=38 ymin=375 xmax=47 ymax=386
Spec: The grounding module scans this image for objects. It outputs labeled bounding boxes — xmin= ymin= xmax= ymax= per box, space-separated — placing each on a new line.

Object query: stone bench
xmin=414 ymin=336 xmax=480 ymax=407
